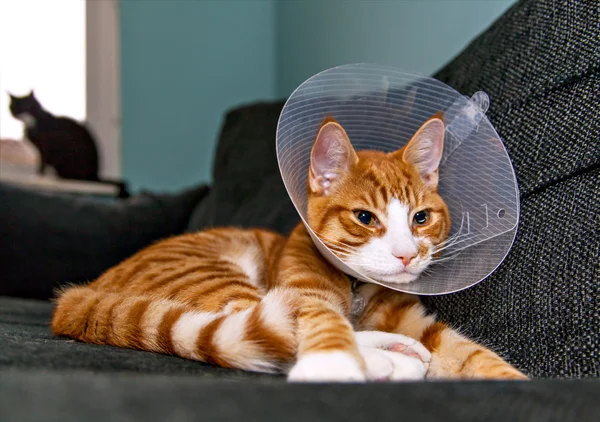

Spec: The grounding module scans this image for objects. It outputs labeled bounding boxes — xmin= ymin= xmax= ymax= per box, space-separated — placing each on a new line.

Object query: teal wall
xmin=120 ymin=0 xmax=515 ymax=191
xmin=120 ymin=0 xmax=276 ymax=192
xmin=276 ymin=0 xmax=515 ymax=96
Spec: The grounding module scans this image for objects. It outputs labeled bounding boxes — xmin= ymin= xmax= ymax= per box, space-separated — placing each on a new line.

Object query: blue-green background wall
xmin=120 ymin=0 xmax=276 ymax=191
xmin=120 ymin=0 xmax=515 ymax=192
xmin=276 ymin=0 xmax=515 ymax=96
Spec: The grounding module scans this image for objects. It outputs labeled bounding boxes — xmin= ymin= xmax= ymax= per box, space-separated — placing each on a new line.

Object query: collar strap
xmin=349 ymin=276 xmax=366 ymax=316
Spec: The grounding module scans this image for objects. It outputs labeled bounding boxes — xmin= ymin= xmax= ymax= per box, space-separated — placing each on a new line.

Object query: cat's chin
xmin=374 ymin=271 xmax=420 ymax=285
xmin=354 ymin=268 xmax=421 ymax=285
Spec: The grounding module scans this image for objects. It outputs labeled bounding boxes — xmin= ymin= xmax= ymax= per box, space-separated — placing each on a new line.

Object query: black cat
xmin=9 ymin=91 xmax=99 ymax=180
xmin=9 ymin=91 xmax=129 ymax=197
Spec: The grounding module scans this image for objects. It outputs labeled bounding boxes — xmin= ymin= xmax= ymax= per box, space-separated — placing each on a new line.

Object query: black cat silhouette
xmin=9 ymin=91 xmax=128 ymax=197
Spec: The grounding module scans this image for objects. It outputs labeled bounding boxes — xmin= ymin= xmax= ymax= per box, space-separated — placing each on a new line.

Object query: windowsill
xmin=0 ymin=169 xmax=118 ymax=196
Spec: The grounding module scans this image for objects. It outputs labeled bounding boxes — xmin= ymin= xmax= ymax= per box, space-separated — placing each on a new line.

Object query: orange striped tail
xmin=52 ymin=286 xmax=297 ymax=373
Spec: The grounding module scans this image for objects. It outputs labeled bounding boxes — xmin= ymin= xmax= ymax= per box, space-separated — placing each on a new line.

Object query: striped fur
xmin=53 ymin=115 xmax=527 ymax=381
xmin=54 ymin=230 xmax=297 ymax=373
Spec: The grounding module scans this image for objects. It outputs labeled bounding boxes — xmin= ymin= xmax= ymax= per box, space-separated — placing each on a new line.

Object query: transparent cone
xmin=276 ymin=64 xmax=519 ymax=295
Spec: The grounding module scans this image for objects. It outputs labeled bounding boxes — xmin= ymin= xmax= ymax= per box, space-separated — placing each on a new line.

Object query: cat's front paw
xmin=356 ymin=331 xmax=430 ymax=381
xmin=287 ymin=352 xmax=366 ymax=383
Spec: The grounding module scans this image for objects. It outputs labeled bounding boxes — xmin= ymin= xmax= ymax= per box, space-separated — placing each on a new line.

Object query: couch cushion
xmin=424 ymin=169 xmax=599 ymax=378
xmin=432 ymin=0 xmax=599 ymax=197
xmin=0 ymin=183 xmax=209 ymax=299
xmin=422 ymin=0 xmax=600 ymax=378
xmin=1 ymin=298 xmax=599 ymax=422
xmin=188 ymin=102 xmax=295 ymax=235
xmin=2 ymin=369 xmax=599 ymax=422
xmin=190 ymin=0 xmax=599 ymax=378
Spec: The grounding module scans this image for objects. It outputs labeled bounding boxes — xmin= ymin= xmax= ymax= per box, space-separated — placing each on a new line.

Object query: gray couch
xmin=1 ymin=1 xmax=598 ymax=420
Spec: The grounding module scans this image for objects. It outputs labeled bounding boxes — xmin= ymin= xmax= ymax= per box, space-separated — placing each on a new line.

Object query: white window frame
xmin=86 ymin=0 xmax=121 ymax=179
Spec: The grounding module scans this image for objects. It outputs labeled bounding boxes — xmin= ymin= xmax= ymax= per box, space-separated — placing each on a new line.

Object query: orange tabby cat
xmin=52 ymin=114 xmax=527 ymax=382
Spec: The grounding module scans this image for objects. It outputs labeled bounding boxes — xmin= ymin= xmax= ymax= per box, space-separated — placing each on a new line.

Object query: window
xmin=0 ymin=1 xmax=86 ymax=139
xmin=0 ymin=0 xmax=120 ymax=178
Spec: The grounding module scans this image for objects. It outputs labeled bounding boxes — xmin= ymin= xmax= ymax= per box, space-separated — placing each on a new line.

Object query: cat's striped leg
xmin=278 ymin=226 xmax=368 ymax=382
xmin=284 ymin=294 xmax=367 ymax=382
xmin=357 ymin=284 xmax=528 ymax=380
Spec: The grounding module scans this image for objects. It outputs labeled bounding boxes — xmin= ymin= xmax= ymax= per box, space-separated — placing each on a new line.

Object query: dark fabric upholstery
xmin=189 ymin=0 xmax=599 ymax=378
xmin=431 ymin=0 xmax=599 ymax=197
xmin=2 ymin=371 xmax=599 ymax=422
xmin=0 ymin=182 xmax=209 ymax=299
xmin=188 ymin=102 xmax=296 ymax=235
xmin=1 ymin=297 xmax=599 ymax=422
xmin=423 ymin=0 xmax=600 ymax=379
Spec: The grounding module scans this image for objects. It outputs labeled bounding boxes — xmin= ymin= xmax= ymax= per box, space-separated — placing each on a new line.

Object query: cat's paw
xmin=355 ymin=331 xmax=431 ymax=362
xmin=359 ymin=346 xmax=395 ymax=381
xmin=356 ymin=331 xmax=430 ymax=381
xmin=377 ymin=348 xmax=428 ymax=381
xmin=287 ymin=352 xmax=366 ymax=383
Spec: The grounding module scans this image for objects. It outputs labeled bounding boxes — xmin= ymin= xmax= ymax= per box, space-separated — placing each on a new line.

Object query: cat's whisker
xmin=312 ymin=231 xmax=362 ymax=249
xmin=325 ymin=244 xmax=360 ymax=256
xmin=432 ymin=230 xmax=467 ymax=250
xmin=430 ymin=253 xmax=462 ymax=264
xmin=314 ymin=230 xmax=464 ymax=264
xmin=432 ymin=234 xmax=471 ymax=254
xmin=325 ymin=242 xmax=358 ymax=252
xmin=432 ymin=237 xmax=475 ymax=254
xmin=313 ymin=235 xmax=363 ymax=252
xmin=334 ymin=246 xmax=457 ymax=269
xmin=433 ymin=231 xmax=463 ymax=249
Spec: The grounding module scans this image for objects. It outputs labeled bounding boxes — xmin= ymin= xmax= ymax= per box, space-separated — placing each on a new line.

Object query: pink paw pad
xmin=387 ymin=343 xmax=423 ymax=360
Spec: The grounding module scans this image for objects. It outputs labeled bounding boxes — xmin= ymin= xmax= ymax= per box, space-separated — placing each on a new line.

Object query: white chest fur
xmin=16 ymin=113 xmax=36 ymax=129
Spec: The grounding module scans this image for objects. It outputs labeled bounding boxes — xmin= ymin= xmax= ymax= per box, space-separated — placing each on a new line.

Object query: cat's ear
xmin=27 ymin=90 xmax=35 ymax=98
xmin=396 ymin=113 xmax=445 ymax=189
xmin=309 ymin=118 xmax=358 ymax=196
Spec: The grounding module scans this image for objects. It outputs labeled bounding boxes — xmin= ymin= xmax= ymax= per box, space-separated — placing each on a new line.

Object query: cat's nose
xmin=393 ymin=253 xmax=416 ymax=267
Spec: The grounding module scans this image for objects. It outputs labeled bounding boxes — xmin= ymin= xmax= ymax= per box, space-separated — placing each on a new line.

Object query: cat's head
xmin=9 ymin=90 xmax=42 ymax=118
xmin=306 ymin=114 xmax=450 ymax=284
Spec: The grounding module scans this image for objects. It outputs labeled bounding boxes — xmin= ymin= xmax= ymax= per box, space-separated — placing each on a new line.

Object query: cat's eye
xmin=413 ymin=210 xmax=428 ymax=225
xmin=355 ymin=210 xmax=377 ymax=226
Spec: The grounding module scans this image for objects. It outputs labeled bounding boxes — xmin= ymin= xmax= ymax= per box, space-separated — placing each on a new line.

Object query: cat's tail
xmin=51 ymin=286 xmax=297 ymax=373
